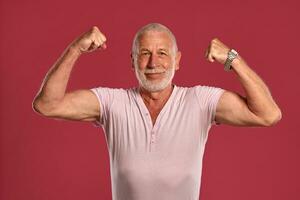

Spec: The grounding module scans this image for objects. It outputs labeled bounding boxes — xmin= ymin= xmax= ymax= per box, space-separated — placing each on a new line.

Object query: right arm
xmin=32 ymin=26 xmax=107 ymax=122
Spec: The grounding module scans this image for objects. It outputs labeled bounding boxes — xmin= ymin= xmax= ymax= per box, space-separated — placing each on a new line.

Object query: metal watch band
xmin=224 ymin=49 xmax=238 ymax=71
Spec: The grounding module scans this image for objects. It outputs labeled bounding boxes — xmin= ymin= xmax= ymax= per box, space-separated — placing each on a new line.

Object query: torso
xmin=93 ymin=84 xmax=224 ymax=200
xmin=140 ymin=87 xmax=174 ymax=126
xmin=146 ymin=105 xmax=163 ymax=126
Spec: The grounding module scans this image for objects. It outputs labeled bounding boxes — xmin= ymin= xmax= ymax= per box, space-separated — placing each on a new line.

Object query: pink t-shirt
xmin=90 ymin=84 xmax=224 ymax=200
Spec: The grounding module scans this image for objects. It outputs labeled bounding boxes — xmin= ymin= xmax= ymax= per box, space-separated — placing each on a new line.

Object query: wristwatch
xmin=224 ymin=49 xmax=238 ymax=71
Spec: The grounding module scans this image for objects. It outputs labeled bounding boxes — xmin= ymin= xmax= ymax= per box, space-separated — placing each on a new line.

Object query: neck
xmin=139 ymin=83 xmax=174 ymax=106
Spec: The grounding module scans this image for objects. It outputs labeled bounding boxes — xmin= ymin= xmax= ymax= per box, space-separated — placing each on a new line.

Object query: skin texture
xmin=130 ymin=31 xmax=181 ymax=124
xmin=32 ymin=25 xmax=282 ymax=127
xmin=204 ymin=38 xmax=282 ymax=126
xmin=32 ymin=26 xmax=106 ymax=121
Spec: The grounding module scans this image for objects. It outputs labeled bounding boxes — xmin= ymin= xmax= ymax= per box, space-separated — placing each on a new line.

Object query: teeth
xmin=145 ymin=72 xmax=164 ymax=74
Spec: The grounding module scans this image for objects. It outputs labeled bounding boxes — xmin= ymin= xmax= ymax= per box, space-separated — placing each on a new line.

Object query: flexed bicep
xmin=215 ymin=90 xmax=268 ymax=127
xmin=34 ymin=89 xmax=101 ymax=122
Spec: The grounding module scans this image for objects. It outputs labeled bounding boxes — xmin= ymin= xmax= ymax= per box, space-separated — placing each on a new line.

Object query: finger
xmin=99 ymin=33 xmax=107 ymax=43
xmin=96 ymin=38 xmax=107 ymax=50
xmin=87 ymin=42 xmax=98 ymax=52
xmin=100 ymin=43 xmax=107 ymax=49
xmin=208 ymin=53 xmax=215 ymax=62
xmin=205 ymin=43 xmax=212 ymax=60
xmin=95 ymin=38 xmax=101 ymax=47
xmin=94 ymin=37 xmax=102 ymax=48
xmin=95 ymin=33 xmax=107 ymax=50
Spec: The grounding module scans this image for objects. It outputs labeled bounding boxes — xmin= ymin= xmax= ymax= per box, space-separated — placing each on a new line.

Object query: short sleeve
xmin=90 ymin=87 xmax=125 ymax=128
xmin=194 ymin=85 xmax=225 ymax=126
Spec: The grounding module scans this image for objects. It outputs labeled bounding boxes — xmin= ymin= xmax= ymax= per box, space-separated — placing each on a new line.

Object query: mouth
xmin=145 ymin=72 xmax=165 ymax=79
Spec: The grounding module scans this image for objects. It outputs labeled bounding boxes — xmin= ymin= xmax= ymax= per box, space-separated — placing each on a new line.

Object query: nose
xmin=148 ymin=53 xmax=159 ymax=68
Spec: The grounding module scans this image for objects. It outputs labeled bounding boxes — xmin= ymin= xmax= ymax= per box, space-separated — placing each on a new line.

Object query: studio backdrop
xmin=1 ymin=0 xmax=299 ymax=200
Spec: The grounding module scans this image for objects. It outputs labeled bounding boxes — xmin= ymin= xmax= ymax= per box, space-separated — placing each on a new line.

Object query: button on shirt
xmin=90 ymin=84 xmax=224 ymax=200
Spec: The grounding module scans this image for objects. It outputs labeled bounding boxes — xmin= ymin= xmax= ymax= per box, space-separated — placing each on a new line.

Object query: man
xmin=32 ymin=23 xmax=282 ymax=200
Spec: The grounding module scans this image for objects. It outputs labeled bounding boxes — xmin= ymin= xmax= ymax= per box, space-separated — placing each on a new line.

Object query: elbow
xmin=32 ymin=97 xmax=55 ymax=117
xmin=32 ymin=98 xmax=46 ymax=116
xmin=262 ymin=109 xmax=282 ymax=127
xmin=32 ymin=97 xmax=41 ymax=114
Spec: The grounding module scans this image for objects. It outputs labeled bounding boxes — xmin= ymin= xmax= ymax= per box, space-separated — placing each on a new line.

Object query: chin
xmin=135 ymin=68 xmax=174 ymax=92
xmin=140 ymin=80 xmax=171 ymax=92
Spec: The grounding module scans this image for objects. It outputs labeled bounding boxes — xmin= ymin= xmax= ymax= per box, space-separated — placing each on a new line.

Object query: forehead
xmin=138 ymin=31 xmax=173 ymax=50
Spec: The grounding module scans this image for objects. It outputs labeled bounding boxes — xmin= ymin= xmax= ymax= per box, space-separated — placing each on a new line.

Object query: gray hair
xmin=131 ymin=23 xmax=178 ymax=58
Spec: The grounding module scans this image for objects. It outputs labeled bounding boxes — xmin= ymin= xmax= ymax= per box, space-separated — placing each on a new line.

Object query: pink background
xmin=1 ymin=0 xmax=299 ymax=199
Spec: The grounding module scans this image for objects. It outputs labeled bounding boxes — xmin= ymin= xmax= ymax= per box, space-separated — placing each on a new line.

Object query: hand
xmin=204 ymin=38 xmax=230 ymax=64
xmin=70 ymin=26 xmax=107 ymax=54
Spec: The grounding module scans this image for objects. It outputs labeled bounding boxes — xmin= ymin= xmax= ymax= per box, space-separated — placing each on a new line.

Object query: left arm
xmin=205 ymin=38 xmax=282 ymax=127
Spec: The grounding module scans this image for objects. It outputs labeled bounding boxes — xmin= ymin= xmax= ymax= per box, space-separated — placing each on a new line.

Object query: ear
xmin=175 ymin=51 xmax=181 ymax=71
xmin=130 ymin=53 xmax=135 ymax=71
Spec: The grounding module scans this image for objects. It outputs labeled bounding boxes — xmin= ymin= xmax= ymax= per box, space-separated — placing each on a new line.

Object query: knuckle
xmin=97 ymin=36 xmax=104 ymax=43
xmin=212 ymin=37 xmax=218 ymax=42
xmin=91 ymin=26 xmax=99 ymax=33
xmin=90 ymin=32 xmax=96 ymax=39
xmin=100 ymin=33 xmax=107 ymax=41
xmin=92 ymin=25 xmax=99 ymax=30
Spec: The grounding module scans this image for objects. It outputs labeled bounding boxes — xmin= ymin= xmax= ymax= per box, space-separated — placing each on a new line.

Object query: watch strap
xmin=224 ymin=49 xmax=238 ymax=71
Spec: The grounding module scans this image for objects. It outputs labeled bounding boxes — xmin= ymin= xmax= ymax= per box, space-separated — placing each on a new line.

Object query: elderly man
xmin=32 ymin=23 xmax=282 ymax=200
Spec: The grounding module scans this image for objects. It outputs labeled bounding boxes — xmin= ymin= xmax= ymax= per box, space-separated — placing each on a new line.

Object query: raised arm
xmin=205 ymin=38 xmax=282 ymax=127
xmin=32 ymin=26 xmax=107 ymax=122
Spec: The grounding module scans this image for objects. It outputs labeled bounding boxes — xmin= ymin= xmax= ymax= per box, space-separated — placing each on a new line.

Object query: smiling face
xmin=132 ymin=30 xmax=181 ymax=92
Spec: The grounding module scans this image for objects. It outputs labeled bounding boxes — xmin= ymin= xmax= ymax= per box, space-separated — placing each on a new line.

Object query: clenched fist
xmin=70 ymin=26 xmax=107 ymax=54
xmin=204 ymin=38 xmax=231 ymax=64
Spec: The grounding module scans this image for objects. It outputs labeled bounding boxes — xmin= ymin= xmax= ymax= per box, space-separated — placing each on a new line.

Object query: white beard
xmin=134 ymin=62 xmax=175 ymax=92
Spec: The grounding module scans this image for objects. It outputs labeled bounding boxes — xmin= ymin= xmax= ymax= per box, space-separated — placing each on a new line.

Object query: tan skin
xmin=33 ymin=26 xmax=281 ymax=127
xmin=32 ymin=26 xmax=105 ymax=122
xmin=132 ymin=31 xmax=282 ymax=127
xmin=130 ymin=31 xmax=181 ymax=125
xmin=205 ymin=38 xmax=282 ymax=126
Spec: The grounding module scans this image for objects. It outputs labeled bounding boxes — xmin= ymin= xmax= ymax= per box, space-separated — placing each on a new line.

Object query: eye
xmin=141 ymin=52 xmax=150 ymax=56
xmin=158 ymin=52 xmax=167 ymax=56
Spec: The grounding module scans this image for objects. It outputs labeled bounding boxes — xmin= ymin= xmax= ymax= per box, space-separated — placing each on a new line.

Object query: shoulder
xmin=90 ymin=86 xmax=138 ymax=105
xmin=175 ymin=84 xmax=225 ymax=97
xmin=90 ymin=86 xmax=136 ymax=96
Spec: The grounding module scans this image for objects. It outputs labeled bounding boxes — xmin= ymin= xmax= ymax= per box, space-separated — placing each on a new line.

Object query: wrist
xmin=224 ymin=49 xmax=239 ymax=71
xmin=231 ymin=55 xmax=242 ymax=68
xmin=68 ymin=44 xmax=82 ymax=57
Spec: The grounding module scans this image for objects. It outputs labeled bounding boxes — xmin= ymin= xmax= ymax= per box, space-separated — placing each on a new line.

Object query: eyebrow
xmin=158 ymin=48 xmax=168 ymax=52
xmin=140 ymin=48 xmax=150 ymax=52
xmin=139 ymin=48 xmax=169 ymax=52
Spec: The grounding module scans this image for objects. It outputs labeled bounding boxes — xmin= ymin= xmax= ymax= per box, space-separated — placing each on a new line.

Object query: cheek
xmin=137 ymin=58 xmax=148 ymax=68
xmin=164 ymin=59 xmax=174 ymax=68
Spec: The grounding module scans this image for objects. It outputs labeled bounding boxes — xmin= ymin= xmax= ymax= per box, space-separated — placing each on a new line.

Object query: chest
xmin=146 ymin=106 xmax=163 ymax=126
xmin=105 ymin=95 xmax=207 ymax=153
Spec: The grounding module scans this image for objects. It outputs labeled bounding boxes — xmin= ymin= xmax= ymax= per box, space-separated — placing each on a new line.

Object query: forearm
xmin=231 ymin=55 xmax=282 ymax=123
xmin=34 ymin=45 xmax=81 ymax=105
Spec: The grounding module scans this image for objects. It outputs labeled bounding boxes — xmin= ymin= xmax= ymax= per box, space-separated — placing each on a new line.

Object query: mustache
xmin=143 ymin=68 xmax=166 ymax=74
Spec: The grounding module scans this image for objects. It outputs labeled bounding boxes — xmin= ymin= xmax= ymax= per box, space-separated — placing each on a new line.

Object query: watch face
xmin=228 ymin=53 xmax=235 ymax=59
xmin=228 ymin=49 xmax=238 ymax=59
xmin=231 ymin=49 xmax=238 ymax=55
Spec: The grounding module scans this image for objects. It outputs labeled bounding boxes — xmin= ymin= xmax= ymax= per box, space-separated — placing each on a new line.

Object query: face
xmin=132 ymin=31 xmax=181 ymax=92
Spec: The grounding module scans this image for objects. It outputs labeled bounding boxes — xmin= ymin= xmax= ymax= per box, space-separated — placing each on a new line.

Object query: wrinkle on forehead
xmin=132 ymin=23 xmax=178 ymax=57
xmin=138 ymin=31 xmax=174 ymax=52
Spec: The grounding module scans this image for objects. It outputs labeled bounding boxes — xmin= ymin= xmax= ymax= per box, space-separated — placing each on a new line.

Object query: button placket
xmin=151 ymin=130 xmax=155 ymax=140
xmin=150 ymin=131 xmax=156 ymax=152
xmin=136 ymin=85 xmax=177 ymax=152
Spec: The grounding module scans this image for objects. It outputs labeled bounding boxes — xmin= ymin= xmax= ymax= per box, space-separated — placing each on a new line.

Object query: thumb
xmin=100 ymin=43 xmax=107 ymax=49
